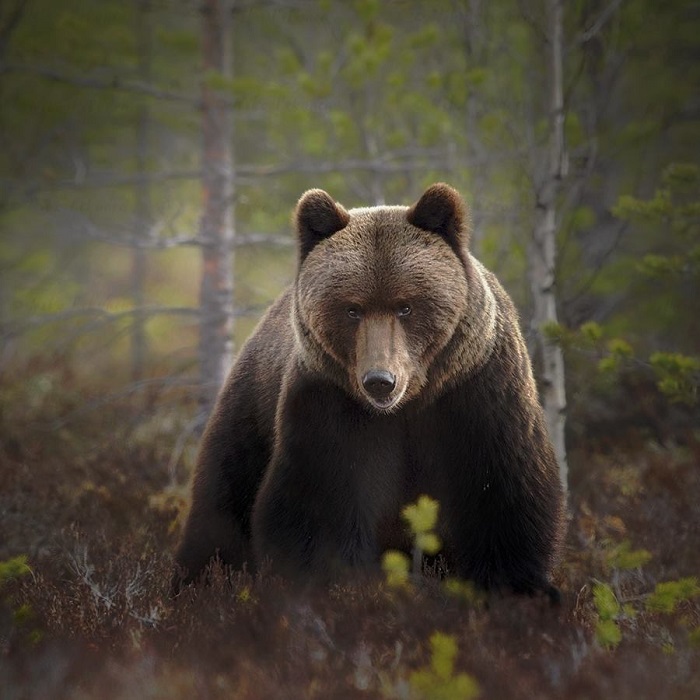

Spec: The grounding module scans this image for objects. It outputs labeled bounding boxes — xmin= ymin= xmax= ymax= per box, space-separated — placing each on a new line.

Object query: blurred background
xmin=0 ymin=0 xmax=698 ymax=494
xmin=1 ymin=3 xmax=699 ymax=695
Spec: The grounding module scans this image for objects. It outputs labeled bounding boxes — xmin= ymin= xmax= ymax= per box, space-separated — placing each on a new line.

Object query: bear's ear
xmin=407 ymin=183 xmax=469 ymax=254
xmin=295 ymin=189 xmax=350 ymax=262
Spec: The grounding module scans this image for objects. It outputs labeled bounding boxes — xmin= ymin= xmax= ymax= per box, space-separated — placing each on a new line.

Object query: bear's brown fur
xmin=173 ymin=184 xmax=565 ymax=599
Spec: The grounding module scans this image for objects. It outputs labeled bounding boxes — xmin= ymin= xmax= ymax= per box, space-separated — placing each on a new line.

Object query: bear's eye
xmin=397 ymin=305 xmax=412 ymax=318
xmin=347 ymin=307 xmax=362 ymax=320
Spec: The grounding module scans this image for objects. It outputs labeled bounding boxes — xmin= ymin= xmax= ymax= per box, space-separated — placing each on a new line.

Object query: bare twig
xmin=578 ymin=0 xmax=624 ymax=43
xmin=0 ymin=63 xmax=199 ymax=104
xmin=0 ymin=0 xmax=29 ymax=60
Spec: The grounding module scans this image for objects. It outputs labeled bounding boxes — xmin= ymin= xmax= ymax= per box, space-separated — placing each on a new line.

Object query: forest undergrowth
xmin=1 ymin=364 xmax=699 ymax=699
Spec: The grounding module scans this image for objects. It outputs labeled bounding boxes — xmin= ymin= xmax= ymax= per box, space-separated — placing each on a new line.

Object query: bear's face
xmin=293 ymin=185 xmax=472 ymax=413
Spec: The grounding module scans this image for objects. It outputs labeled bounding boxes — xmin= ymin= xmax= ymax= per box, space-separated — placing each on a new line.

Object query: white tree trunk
xmin=463 ymin=0 xmax=487 ymax=256
xmin=528 ymin=0 xmax=569 ymax=492
xmin=198 ymin=0 xmax=235 ymax=419
xmin=131 ymin=0 xmax=152 ymax=382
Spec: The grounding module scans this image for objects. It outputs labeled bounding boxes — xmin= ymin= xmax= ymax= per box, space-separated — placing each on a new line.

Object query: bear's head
xmin=293 ymin=183 xmax=495 ymax=412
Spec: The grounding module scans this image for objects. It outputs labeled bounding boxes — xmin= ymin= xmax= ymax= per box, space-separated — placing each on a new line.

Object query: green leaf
xmin=579 ymin=321 xmax=604 ymax=343
xmin=541 ymin=321 xmax=568 ymax=345
xmin=430 ymin=632 xmax=457 ymax=680
xmin=608 ymin=338 xmax=634 ymax=358
xmin=416 ymin=532 xmax=442 ymax=556
xmin=0 ymin=555 xmax=31 ymax=589
xmin=593 ymin=582 xmax=620 ymax=620
xmin=409 ymin=632 xmax=480 ymax=700
xmin=381 ymin=550 xmax=410 ymax=587
xmin=596 ymin=619 xmax=622 ymax=649
xmin=402 ymin=495 xmax=439 ymax=535
xmin=646 ymin=577 xmax=700 ymax=614
xmin=662 ymin=163 xmax=699 ymax=188
xmin=606 ymin=541 xmax=652 ymax=571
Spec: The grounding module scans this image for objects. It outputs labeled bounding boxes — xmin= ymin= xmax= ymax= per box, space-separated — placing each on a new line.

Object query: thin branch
xmin=2 ymin=303 xmax=269 ymax=339
xmin=2 ymin=305 xmax=200 ymax=336
xmin=7 ymin=169 xmax=203 ymax=192
xmin=577 ymin=0 xmax=624 ymax=44
xmin=0 ymin=0 xmax=29 ymax=60
xmin=0 ymin=63 xmax=199 ymax=105
xmin=563 ymin=219 xmax=630 ymax=313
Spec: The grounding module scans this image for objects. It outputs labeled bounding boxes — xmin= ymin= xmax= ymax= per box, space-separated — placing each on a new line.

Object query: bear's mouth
xmin=362 ymin=387 xmax=406 ymax=412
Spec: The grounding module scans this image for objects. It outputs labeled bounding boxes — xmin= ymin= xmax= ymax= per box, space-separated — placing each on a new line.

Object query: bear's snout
xmin=362 ymin=369 xmax=396 ymax=399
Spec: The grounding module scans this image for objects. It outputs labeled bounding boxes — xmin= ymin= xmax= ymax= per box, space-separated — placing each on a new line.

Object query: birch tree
xmin=527 ymin=0 xmax=568 ymax=490
xmin=198 ymin=0 xmax=235 ymax=418
xmin=131 ymin=0 xmax=153 ymax=381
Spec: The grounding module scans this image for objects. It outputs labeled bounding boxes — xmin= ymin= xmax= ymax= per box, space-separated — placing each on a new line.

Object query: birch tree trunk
xmin=198 ymin=0 xmax=235 ymax=419
xmin=528 ymin=0 xmax=569 ymax=492
xmin=131 ymin=0 xmax=152 ymax=381
xmin=463 ymin=0 xmax=487 ymax=256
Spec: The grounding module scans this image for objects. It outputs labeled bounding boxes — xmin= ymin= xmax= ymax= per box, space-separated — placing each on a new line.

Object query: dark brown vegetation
xmin=1 ymin=365 xmax=699 ymax=699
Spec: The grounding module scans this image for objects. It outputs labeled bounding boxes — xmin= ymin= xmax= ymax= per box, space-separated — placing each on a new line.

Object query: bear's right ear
xmin=295 ymin=189 xmax=350 ymax=262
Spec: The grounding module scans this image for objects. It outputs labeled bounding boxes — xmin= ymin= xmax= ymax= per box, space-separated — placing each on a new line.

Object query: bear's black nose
xmin=362 ymin=369 xmax=396 ymax=398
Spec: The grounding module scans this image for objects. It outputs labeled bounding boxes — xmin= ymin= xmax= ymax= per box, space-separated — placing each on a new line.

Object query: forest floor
xmin=1 ymin=368 xmax=699 ymax=699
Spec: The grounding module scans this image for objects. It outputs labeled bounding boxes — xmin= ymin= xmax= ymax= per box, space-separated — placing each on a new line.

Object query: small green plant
xmin=645 ymin=577 xmax=700 ymax=614
xmin=382 ymin=495 xmax=442 ymax=586
xmin=649 ymin=352 xmax=700 ymax=405
xmin=0 ymin=555 xmax=42 ymax=643
xmin=604 ymin=540 xmax=652 ymax=572
xmin=551 ymin=318 xmax=700 ymax=405
xmin=0 ymin=555 xmax=31 ymax=589
xmin=409 ymin=632 xmax=479 ymax=700
xmin=592 ymin=582 xmax=622 ymax=649
xmin=442 ymin=578 xmax=486 ymax=607
xmin=592 ymin=539 xmax=700 ymax=653
xmin=402 ymin=495 xmax=442 ymax=574
xmin=381 ymin=550 xmax=411 ymax=588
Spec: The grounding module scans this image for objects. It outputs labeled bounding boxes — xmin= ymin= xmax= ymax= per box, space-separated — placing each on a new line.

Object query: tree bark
xmin=131 ymin=0 xmax=152 ymax=382
xmin=463 ymin=0 xmax=487 ymax=256
xmin=198 ymin=0 xmax=235 ymax=418
xmin=528 ymin=0 xmax=569 ymax=492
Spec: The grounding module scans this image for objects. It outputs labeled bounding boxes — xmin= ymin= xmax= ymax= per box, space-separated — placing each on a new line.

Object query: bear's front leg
xmin=172 ymin=379 xmax=270 ymax=593
xmin=251 ymin=372 xmax=401 ymax=581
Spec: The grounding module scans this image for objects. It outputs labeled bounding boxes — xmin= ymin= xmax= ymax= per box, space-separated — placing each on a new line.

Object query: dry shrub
xmin=1 ymin=369 xmax=699 ymax=698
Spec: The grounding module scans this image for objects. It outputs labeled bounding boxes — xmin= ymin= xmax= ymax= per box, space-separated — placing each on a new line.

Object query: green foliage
xmin=579 ymin=321 xmax=604 ymax=344
xmin=649 ymin=352 xmax=700 ymax=405
xmin=605 ymin=541 xmax=652 ymax=572
xmin=402 ymin=496 xmax=439 ymax=539
xmin=645 ymin=577 xmax=700 ymax=614
xmin=593 ymin=582 xmax=620 ymax=620
xmin=382 ymin=495 xmax=442 ymax=587
xmin=607 ymin=338 xmax=633 ymax=358
xmin=402 ymin=495 xmax=442 ymax=557
xmin=597 ymin=338 xmax=634 ymax=374
xmin=609 ymin=161 xmax=700 ymax=353
xmin=595 ymin=619 xmax=623 ymax=650
xmin=570 ymin=318 xmax=699 ymax=405
xmin=381 ymin=550 xmax=411 ymax=588
xmin=442 ymin=579 xmax=486 ymax=607
xmin=0 ymin=555 xmax=32 ymax=589
xmin=593 ymin=582 xmax=622 ymax=649
xmin=541 ymin=321 xmax=570 ymax=346
xmin=408 ymin=632 xmax=479 ymax=700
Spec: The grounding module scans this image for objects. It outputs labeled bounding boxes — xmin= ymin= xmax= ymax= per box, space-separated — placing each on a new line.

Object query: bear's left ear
xmin=407 ymin=183 xmax=470 ymax=256
xmin=295 ymin=189 xmax=350 ymax=262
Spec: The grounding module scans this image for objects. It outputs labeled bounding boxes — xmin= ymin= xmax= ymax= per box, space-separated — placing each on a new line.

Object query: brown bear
xmin=173 ymin=183 xmax=565 ymax=600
